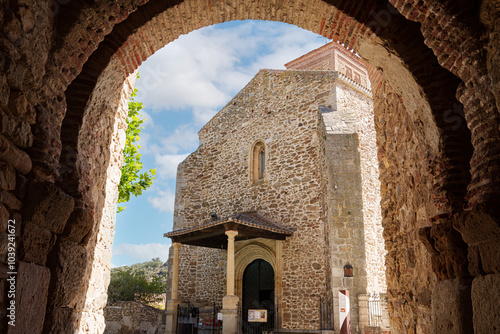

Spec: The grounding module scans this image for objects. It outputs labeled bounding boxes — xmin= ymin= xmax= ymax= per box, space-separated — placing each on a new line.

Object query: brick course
xmin=0 ymin=1 xmax=498 ymax=333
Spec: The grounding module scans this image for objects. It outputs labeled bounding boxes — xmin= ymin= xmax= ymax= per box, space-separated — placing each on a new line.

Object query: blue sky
xmin=111 ymin=20 xmax=330 ymax=268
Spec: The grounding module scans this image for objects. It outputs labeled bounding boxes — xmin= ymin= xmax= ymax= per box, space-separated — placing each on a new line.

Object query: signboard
xmin=217 ymin=313 xmax=223 ymax=321
xmin=339 ymin=290 xmax=350 ymax=334
xmin=248 ymin=309 xmax=267 ymax=322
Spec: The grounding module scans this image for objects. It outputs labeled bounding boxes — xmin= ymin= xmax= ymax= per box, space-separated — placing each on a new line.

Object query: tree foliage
xmin=107 ymin=268 xmax=166 ymax=304
xmin=111 ymin=257 xmax=168 ymax=283
xmin=118 ymin=84 xmax=156 ymax=213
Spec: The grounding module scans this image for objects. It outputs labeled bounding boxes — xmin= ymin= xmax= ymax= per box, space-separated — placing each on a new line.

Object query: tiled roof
xmin=164 ymin=211 xmax=294 ymax=238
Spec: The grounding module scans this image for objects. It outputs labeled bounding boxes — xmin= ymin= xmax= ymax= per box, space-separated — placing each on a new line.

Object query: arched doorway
xmin=242 ymin=259 xmax=275 ymax=333
xmin=5 ymin=0 xmax=499 ymax=332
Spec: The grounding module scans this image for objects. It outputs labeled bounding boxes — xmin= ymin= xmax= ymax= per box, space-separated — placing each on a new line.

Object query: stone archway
xmin=235 ymin=242 xmax=281 ymax=333
xmin=235 ymin=242 xmax=278 ymax=302
xmin=1 ymin=0 xmax=499 ymax=333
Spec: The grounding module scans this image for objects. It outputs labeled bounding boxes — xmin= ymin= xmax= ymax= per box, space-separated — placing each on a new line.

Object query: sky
xmin=111 ymin=20 xmax=330 ymax=268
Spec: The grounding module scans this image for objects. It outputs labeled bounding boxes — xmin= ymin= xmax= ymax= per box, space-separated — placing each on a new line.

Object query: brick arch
xmin=1 ymin=0 xmax=499 ymax=333
xmin=55 ymin=1 xmax=493 ymax=333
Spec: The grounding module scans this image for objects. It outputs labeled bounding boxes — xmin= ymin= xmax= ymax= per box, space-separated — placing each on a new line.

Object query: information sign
xmin=248 ymin=309 xmax=267 ymax=322
xmin=339 ymin=290 xmax=350 ymax=334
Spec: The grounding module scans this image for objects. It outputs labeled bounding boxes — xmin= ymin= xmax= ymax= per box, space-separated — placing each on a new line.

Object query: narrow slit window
xmin=251 ymin=141 xmax=266 ymax=183
xmin=259 ymin=147 xmax=265 ymax=180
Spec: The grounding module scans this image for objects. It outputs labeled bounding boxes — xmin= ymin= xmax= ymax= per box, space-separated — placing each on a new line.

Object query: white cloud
xmin=148 ymin=189 xmax=176 ymax=212
xmin=137 ymin=124 xmax=199 ymax=157
xmin=135 ymin=21 xmax=329 ymax=116
xmin=192 ymin=107 xmax=219 ymax=126
xmin=155 ymin=154 xmax=189 ymax=179
xmin=159 ymin=125 xmax=199 ymax=154
xmin=112 ymin=243 xmax=171 ymax=263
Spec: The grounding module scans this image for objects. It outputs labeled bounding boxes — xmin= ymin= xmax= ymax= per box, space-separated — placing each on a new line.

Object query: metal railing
xmin=368 ymin=293 xmax=382 ymax=327
xmin=320 ymin=293 xmax=335 ymax=330
xmin=176 ymin=304 xmax=199 ymax=334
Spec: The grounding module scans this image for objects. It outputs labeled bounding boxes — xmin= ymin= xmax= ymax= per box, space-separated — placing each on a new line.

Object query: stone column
xmin=223 ymin=230 xmax=239 ymax=334
xmin=171 ymin=242 xmax=181 ymax=300
xmin=357 ymin=294 xmax=369 ymax=334
xmin=165 ymin=242 xmax=182 ymax=334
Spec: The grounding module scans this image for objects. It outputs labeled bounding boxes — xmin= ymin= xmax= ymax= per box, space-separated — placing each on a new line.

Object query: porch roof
xmin=164 ymin=212 xmax=295 ymax=249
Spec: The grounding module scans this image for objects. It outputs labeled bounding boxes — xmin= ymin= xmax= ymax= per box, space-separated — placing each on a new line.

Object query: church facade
xmin=164 ymin=43 xmax=387 ymax=334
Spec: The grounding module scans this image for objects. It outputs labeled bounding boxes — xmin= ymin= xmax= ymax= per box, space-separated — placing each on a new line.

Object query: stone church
xmin=2 ymin=1 xmax=499 ymax=333
xmin=164 ymin=42 xmax=388 ymax=334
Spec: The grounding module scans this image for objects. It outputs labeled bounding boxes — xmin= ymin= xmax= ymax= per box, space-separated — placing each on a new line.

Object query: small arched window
xmin=251 ymin=141 xmax=266 ymax=183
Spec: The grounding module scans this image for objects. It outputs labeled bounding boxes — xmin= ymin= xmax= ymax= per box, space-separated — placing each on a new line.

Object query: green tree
xmin=118 ymin=84 xmax=156 ymax=213
xmin=108 ymin=269 xmax=166 ymax=304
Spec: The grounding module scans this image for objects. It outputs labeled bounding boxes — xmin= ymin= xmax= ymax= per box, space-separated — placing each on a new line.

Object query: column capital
xmin=225 ymin=230 xmax=238 ymax=239
xmin=172 ymin=242 xmax=182 ymax=249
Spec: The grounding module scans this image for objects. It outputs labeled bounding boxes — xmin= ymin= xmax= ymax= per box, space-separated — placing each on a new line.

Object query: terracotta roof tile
xmin=164 ymin=211 xmax=294 ymax=238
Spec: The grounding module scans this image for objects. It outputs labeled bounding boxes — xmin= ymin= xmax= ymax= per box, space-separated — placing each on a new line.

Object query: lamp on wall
xmin=210 ymin=212 xmax=218 ymax=221
xmin=344 ymin=264 xmax=353 ymax=277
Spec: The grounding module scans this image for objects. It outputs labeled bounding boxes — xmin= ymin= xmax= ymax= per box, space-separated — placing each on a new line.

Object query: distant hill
xmin=109 ymin=258 xmax=168 ymax=309
xmin=111 ymin=257 xmax=168 ymax=284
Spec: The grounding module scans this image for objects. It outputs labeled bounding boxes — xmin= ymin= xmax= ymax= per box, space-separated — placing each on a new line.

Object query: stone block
xmin=0 ymin=190 xmax=22 ymax=211
xmin=43 ymin=305 xmax=76 ymax=334
xmin=222 ymin=308 xmax=238 ymax=334
xmin=23 ymin=182 xmax=74 ymax=234
xmin=7 ymin=91 xmax=36 ymax=124
xmin=454 ymin=206 xmax=500 ymax=245
xmin=47 ymin=240 xmax=88 ymax=307
xmin=431 ymin=278 xmax=473 ymax=334
xmin=419 ymin=222 xmax=469 ymax=280
xmin=472 ymin=274 xmax=500 ymax=334
xmin=477 ymin=239 xmax=500 ymax=274
xmin=0 ymin=134 xmax=31 ymax=174
xmin=20 ymin=222 xmax=55 ymax=265
xmin=61 ymin=207 xmax=94 ymax=244
xmin=0 ymin=109 xmax=33 ymax=148
xmin=0 ymin=161 xmax=15 ymax=190
xmin=0 ymin=73 xmax=9 ymax=108
xmin=7 ymin=261 xmax=50 ymax=334
xmin=0 ymin=203 xmax=9 ymax=233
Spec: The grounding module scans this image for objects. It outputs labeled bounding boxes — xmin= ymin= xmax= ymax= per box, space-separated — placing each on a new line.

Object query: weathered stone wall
xmin=0 ymin=0 xmax=499 ymax=333
xmin=320 ymin=74 xmax=386 ymax=296
xmin=287 ymin=44 xmax=386 ymax=300
xmin=316 ymin=72 xmax=385 ymax=333
xmin=104 ymin=301 xmax=163 ymax=334
xmin=325 ymin=131 xmax=366 ymax=333
xmin=367 ymin=68 xmax=439 ymax=334
xmin=171 ymin=70 xmax=335 ymax=330
xmin=76 ymin=68 xmax=136 ymax=333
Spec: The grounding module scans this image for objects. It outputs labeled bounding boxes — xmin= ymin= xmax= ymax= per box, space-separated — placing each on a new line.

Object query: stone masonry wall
xmin=75 ymin=68 xmax=136 ymax=333
xmin=368 ymin=68 xmax=439 ymax=334
xmin=324 ymin=77 xmax=386 ymax=295
xmin=171 ymin=69 xmax=336 ymax=330
xmin=104 ymin=301 xmax=163 ymax=334
xmin=287 ymin=46 xmax=386 ymax=300
xmin=0 ymin=0 xmax=499 ymax=333
xmin=319 ymin=73 xmax=385 ymax=334
xmin=325 ymin=131 xmax=366 ymax=333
